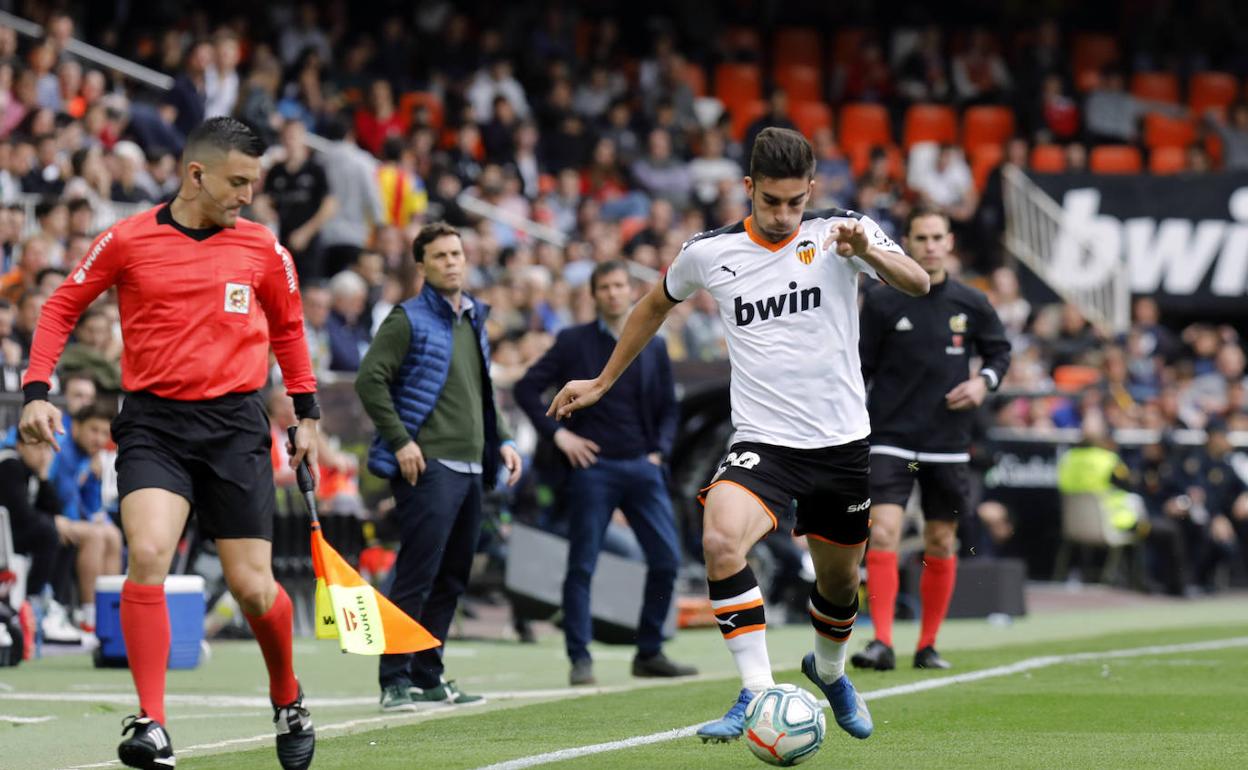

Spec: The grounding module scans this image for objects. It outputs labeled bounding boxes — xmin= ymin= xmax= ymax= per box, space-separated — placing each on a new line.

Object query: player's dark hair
xmin=411 ymin=221 xmax=461 ymax=263
xmin=184 ymin=117 xmax=264 ymax=162
xmin=590 ymin=260 xmax=629 ymax=292
xmin=749 ymin=127 xmax=815 ymax=181
xmin=71 ymin=399 xmax=113 ymax=424
xmin=904 ymin=206 xmax=952 ymax=237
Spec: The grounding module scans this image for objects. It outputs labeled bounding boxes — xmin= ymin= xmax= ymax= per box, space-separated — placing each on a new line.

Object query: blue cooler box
xmin=94 ymin=575 xmax=205 ymax=669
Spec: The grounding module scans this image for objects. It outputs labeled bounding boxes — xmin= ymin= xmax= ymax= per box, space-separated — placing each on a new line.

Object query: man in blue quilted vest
xmin=356 ymin=221 xmax=522 ymax=713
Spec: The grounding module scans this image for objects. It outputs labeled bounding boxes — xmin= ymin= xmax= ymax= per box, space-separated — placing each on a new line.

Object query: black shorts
xmin=869 ymin=451 xmax=971 ymax=521
xmin=112 ymin=390 xmax=276 ymax=541
xmin=698 ymin=439 xmax=871 ymax=546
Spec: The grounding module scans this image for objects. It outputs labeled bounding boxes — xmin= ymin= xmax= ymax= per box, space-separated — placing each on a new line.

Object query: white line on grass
xmin=475 ymin=636 xmax=1248 ymax=770
xmin=0 ymin=714 xmax=55 ymax=724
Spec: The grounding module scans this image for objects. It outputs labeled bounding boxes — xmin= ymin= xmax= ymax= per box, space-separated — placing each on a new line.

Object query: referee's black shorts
xmin=869 ymin=450 xmax=971 ymax=522
xmin=111 ymin=390 xmax=277 ymax=541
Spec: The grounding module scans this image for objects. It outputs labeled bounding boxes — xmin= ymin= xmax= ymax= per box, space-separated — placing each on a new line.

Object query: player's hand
xmin=824 ymin=221 xmax=869 ymax=259
xmin=546 ymin=379 xmax=606 ymax=421
xmin=554 ymin=428 xmax=600 ymax=468
xmin=288 ymin=418 xmax=320 ymax=488
xmin=500 ymin=443 xmax=522 ymax=487
xmin=945 ymin=376 xmax=988 ymax=410
xmin=395 ymin=440 xmax=426 ymax=486
xmin=19 ymin=400 xmax=64 ymax=452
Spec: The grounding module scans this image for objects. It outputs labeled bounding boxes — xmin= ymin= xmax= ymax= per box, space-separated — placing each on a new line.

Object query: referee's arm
xmin=857 ymin=288 xmax=886 ymax=386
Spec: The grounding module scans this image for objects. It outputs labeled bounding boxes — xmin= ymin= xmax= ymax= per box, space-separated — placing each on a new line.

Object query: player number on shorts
xmin=716 ymin=451 xmax=762 ymax=476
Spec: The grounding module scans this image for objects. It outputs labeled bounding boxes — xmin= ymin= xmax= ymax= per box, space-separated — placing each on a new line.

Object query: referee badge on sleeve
xmin=224 ymin=282 xmax=251 ymax=314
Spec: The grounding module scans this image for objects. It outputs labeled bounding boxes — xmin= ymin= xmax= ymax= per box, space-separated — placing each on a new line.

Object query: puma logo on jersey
xmin=733 ymin=282 xmax=822 ymax=326
xmin=895 ymin=316 xmax=913 ymax=331
xmin=846 ymin=498 xmax=871 ymax=513
xmin=720 ymin=265 xmax=738 ymax=277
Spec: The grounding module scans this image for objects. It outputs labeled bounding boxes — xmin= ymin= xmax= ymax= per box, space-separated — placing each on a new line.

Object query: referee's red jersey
xmin=23 ymin=204 xmax=317 ymax=400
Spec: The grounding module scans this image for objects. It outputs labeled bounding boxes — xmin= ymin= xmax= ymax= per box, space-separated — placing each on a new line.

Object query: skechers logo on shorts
xmin=846 ymin=498 xmax=871 ymax=513
xmin=733 ymin=282 xmax=822 ymax=326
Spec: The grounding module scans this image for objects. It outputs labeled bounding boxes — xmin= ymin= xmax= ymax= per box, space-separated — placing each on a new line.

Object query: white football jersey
xmin=665 ymin=208 xmax=901 ymax=449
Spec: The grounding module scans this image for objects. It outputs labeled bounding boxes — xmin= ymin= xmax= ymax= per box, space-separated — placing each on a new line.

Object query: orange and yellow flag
xmin=311 ymin=526 xmax=440 ymax=655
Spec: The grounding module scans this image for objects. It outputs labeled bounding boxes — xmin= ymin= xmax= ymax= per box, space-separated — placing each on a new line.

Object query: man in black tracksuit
xmin=852 ymin=208 xmax=1012 ymax=671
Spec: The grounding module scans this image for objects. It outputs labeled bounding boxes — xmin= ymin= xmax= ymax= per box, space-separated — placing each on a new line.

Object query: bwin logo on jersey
xmin=733 ymin=281 xmax=822 ymax=326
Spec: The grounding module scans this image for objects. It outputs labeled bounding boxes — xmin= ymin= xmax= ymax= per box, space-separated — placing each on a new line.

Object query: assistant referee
xmin=19 ymin=118 xmax=319 ymax=770
xmin=852 ymin=207 xmax=1011 ymax=672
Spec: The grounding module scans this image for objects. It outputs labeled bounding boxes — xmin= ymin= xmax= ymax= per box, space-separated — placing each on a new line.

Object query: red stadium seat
xmin=1071 ymin=33 xmax=1120 ymax=92
xmin=1188 ymin=71 xmax=1239 ymax=114
xmin=1142 ymin=113 xmax=1196 ymax=149
xmin=1030 ymin=144 xmax=1067 ymax=173
xmin=962 ymin=105 xmax=1016 ymax=154
xmin=398 ymin=91 xmax=443 ymax=131
xmin=682 ymin=61 xmax=707 ymax=98
xmin=1089 ymin=145 xmax=1143 ymax=174
xmin=838 ymin=102 xmax=892 ymax=152
xmin=1130 ymin=72 xmax=1180 ymax=104
xmin=791 ymin=101 xmax=833 ymax=140
xmin=903 ymin=104 xmax=958 ymax=150
xmin=715 ymin=63 xmax=763 ymax=119
xmin=730 ymin=99 xmax=768 ymax=142
xmin=970 ymin=144 xmax=1005 ymax=192
xmin=773 ymin=28 xmax=822 ymax=69
xmin=775 ymin=63 xmax=822 ymax=103
xmin=1149 ymin=146 xmax=1187 ymax=175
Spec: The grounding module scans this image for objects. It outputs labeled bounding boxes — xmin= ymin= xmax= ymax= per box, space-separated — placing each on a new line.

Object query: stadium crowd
xmin=2 ymin=0 xmax=1248 ymax=649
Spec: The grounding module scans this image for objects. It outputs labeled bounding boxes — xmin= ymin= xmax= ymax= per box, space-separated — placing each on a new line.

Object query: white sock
xmin=726 ymin=628 xmax=775 ymax=694
xmin=80 ymin=603 xmax=95 ymax=627
xmin=710 ymin=573 xmax=774 ymax=694
xmin=814 ymin=632 xmax=849 ymax=682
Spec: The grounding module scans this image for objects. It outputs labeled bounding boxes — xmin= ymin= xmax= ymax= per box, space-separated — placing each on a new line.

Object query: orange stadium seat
xmin=715 ymin=62 xmax=763 ymax=118
xmin=773 ymin=28 xmax=822 ymax=69
xmin=903 ymin=104 xmax=958 ymax=150
xmin=1071 ymin=33 xmax=1120 ymax=92
xmin=970 ymin=143 xmax=1005 ymax=192
xmin=1142 ymin=113 xmax=1196 ymax=149
xmin=847 ymin=143 xmax=903 ymax=179
xmin=1030 ymin=144 xmax=1067 ymax=173
xmin=962 ymin=105 xmax=1016 ymax=154
xmin=839 ymin=102 xmax=892 ymax=151
xmin=775 ymin=63 xmax=822 ymax=102
xmin=1053 ymin=365 xmax=1102 ymax=392
xmin=791 ymin=101 xmax=833 ymax=140
xmin=1089 ymin=145 xmax=1143 ymax=174
xmin=398 ymin=91 xmax=443 ymax=131
xmin=1130 ymin=72 xmax=1180 ymax=103
xmin=730 ymin=98 xmax=768 ymax=142
xmin=1188 ymin=71 xmax=1239 ymax=114
xmin=1149 ymin=145 xmax=1187 ymax=175
xmin=682 ymin=61 xmax=707 ymax=97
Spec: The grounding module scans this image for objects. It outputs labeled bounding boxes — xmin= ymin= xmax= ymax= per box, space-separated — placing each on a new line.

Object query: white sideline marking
xmin=1 ymin=714 xmax=55 ymax=724
xmin=475 ymin=636 xmax=1248 ymax=770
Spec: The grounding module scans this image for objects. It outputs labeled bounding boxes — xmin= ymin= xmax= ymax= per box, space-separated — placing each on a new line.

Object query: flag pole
xmin=286 ymin=425 xmax=320 ymax=528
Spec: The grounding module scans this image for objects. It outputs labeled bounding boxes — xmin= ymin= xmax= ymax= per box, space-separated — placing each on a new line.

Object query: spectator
xmin=683 ymin=289 xmax=728 ymax=361
xmin=951 ymin=28 xmax=1012 ymax=105
xmin=1084 ymin=69 xmax=1184 ymax=144
xmin=514 ymin=260 xmax=694 ymax=685
xmin=909 ymin=144 xmax=978 ymax=226
xmin=319 ymin=113 xmax=385 ymax=278
xmin=60 ymin=309 xmax=123 ymax=392
xmin=279 ymin=2 xmax=333 ymax=67
xmin=468 ymin=57 xmax=531 ymax=121
xmin=744 ymin=90 xmax=798 ymax=164
xmin=896 ymin=25 xmax=951 ymax=104
xmin=1203 ymin=103 xmax=1248 ymax=171
xmin=325 ymin=269 xmax=372 ymax=372
xmin=238 ymin=57 xmax=283 ymax=147
xmin=204 ymin=30 xmax=241 ymax=119
xmin=631 ymin=129 xmax=692 ymax=210
xmin=1 ymin=236 xmax=52 ymax=302
xmin=265 ymin=119 xmax=336 ymax=283
xmin=167 ymin=40 xmax=211 ymax=139
xmin=376 ymin=138 xmax=428 ymax=229
xmin=811 ymin=126 xmax=855 ymax=209
xmin=690 ymin=129 xmax=745 ymax=210
xmin=355 ymin=79 xmax=405 ymax=157
xmin=481 ymin=95 xmax=519 ymax=165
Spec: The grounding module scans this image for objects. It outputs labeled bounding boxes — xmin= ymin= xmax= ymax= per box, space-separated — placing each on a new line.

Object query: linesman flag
xmin=288 ymin=427 xmax=439 ymax=656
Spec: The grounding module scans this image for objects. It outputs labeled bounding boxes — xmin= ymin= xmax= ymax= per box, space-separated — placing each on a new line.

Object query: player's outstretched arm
xmin=825 ymin=221 xmax=930 ymax=296
xmin=547 ymin=279 xmax=678 ymax=420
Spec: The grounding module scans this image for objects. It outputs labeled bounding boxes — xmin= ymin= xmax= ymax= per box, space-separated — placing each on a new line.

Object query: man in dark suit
xmin=515 ymin=260 xmax=696 ymax=686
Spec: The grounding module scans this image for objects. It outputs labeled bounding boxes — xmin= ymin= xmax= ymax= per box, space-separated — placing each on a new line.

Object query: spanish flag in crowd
xmin=311 ymin=520 xmax=440 ymax=655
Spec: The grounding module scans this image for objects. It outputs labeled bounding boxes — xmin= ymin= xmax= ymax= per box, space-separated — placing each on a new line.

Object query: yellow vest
xmin=1057 ymin=446 xmax=1138 ymax=530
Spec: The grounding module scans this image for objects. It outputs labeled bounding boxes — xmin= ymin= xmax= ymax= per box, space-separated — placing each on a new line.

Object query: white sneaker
xmin=41 ymin=601 xmax=83 ymax=645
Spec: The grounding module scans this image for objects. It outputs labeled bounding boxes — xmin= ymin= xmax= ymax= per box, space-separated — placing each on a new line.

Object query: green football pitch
xmin=2 ymin=594 xmax=1247 ymax=769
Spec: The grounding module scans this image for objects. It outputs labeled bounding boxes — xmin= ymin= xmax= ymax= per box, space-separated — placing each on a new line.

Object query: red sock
xmin=865 ymin=550 xmax=898 ymax=647
xmin=245 ymin=583 xmax=299 ymax=706
xmin=121 ymin=580 xmax=169 ymax=725
xmin=918 ymin=555 xmax=958 ymax=650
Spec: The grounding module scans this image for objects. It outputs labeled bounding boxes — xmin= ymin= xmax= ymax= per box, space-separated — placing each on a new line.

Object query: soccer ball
xmin=743 ymin=684 xmax=826 ymax=766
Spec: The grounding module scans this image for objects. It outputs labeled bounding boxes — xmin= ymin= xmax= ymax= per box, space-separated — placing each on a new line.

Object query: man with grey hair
xmin=325 ymin=270 xmax=371 ymax=372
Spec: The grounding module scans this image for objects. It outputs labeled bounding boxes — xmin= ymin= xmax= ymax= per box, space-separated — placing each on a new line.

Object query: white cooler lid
xmin=96 ymin=575 xmax=206 ymax=593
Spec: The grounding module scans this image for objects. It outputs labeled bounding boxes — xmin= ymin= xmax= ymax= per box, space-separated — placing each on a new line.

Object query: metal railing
xmin=0 ymin=10 xmax=173 ymax=91
xmin=1002 ymin=165 xmax=1131 ymax=334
